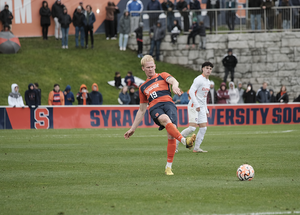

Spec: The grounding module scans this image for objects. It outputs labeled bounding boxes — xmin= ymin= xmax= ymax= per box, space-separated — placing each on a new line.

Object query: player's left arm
xmin=166 ymin=76 xmax=181 ymax=96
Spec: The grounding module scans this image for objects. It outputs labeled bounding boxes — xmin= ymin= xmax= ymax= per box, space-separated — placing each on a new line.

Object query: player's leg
xmin=193 ymin=108 xmax=208 ymax=153
xmin=165 ymin=131 xmax=176 ymax=175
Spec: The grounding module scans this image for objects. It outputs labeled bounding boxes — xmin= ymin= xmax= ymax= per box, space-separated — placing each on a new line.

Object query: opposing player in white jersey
xmin=176 ymin=62 xmax=213 ymax=153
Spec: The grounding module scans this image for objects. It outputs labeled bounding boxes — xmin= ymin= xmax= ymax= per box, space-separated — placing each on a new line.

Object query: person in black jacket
xmin=134 ymin=22 xmax=144 ymax=58
xmin=249 ymin=0 xmax=262 ymax=30
xmin=25 ymin=83 xmax=39 ymax=109
xmin=222 ymin=48 xmax=238 ymax=82
xmin=89 ymin=83 xmax=103 ymax=105
xmin=73 ymin=6 xmax=85 ymax=48
xmin=114 ymin=72 xmax=123 ymax=88
xmin=176 ymin=0 xmax=189 ymax=32
xmin=243 ymin=83 xmax=256 ymax=103
xmin=256 ymin=82 xmax=270 ymax=103
xmin=186 ymin=18 xmax=199 ymax=49
xmin=112 ymin=2 xmax=120 ymax=37
xmin=162 ymin=0 xmax=175 ymax=32
xmin=129 ymin=86 xmax=139 ymax=105
xmin=198 ymin=21 xmax=207 ymax=49
xmin=276 ymin=85 xmax=289 ymax=103
xmin=0 ymin=4 xmax=13 ymax=31
xmin=34 ymin=83 xmax=42 ymax=105
xmin=83 ymin=5 xmax=96 ymax=49
xmin=206 ymin=0 xmax=220 ymax=33
xmin=59 ymin=7 xmax=72 ymax=49
xmin=51 ymin=0 xmax=65 ymax=39
xmin=40 ymin=1 xmax=51 ymax=40
xmin=269 ymin=89 xmax=277 ymax=102
xmin=73 ymin=2 xmax=85 ymax=14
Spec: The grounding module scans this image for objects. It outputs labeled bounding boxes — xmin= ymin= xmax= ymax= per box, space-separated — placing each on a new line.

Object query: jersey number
xmin=150 ymin=91 xmax=158 ymax=99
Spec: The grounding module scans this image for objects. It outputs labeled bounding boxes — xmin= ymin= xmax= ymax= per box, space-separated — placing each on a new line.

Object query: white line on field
xmin=193 ymin=211 xmax=300 ymax=215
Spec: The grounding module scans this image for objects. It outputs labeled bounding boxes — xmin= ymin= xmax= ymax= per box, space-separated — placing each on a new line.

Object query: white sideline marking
xmin=281 ymin=130 xmax=294 ymax=133
xmin=195 ymin=211 xmax=300 ymax=215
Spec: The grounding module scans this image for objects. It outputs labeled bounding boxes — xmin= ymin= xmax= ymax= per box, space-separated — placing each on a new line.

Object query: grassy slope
xmin=0 ymin=34 xmax=222 ymax=105
xmin=0 ymin=124 xmax=300 ymax=214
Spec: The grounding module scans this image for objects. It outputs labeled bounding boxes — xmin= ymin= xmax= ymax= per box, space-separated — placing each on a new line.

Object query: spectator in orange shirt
xmin=48 ymin=84 xmax=65 ymax=105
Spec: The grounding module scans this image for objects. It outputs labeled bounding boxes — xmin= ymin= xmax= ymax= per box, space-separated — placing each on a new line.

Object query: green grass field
xmin=0 ymin=34 xmax=222 ymax=106
xmin=1 ymin=124 xmax=300 ymax=215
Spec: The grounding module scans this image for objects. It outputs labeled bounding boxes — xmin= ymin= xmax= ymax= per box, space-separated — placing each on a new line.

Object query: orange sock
xmin=165 ymin=123 xmax=184 ymax=142
xmin=167 ymin=139 xmax=176 ymax=163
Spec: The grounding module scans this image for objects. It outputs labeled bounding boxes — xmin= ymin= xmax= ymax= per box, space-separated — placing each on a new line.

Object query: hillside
xmin=1 ymin=34 xmax=222 ymax=105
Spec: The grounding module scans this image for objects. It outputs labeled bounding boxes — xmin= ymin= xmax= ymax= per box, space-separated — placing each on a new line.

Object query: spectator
xmin=105 ymin=1 xmax=116 ymax=40
xmin=162 ymin=0 xmax=175 ymax=32
xmin=228 ymin=81 xmax=239 ymax=104
xmin=74 ymin=2 xmax=85 ymax=14
xmin=51 ymin=0 xmax=65 ymax=40
xmin=190 ymin=0 xmax=202 ymax=22
xmin=119 ymin=86 xmax=131 ymax=105
xmin=64 ymin=85 xmax=75 ymax=105
xmin=59 ymin=7 xmax=72 ymax=49
xmin=112 ymin=2 xmax=120 ymax=37
xmin=135 ymin=22 xmax=144 ymax=58
xmin=89 ymin=83 xmax=103 ymax=105
xmin=114 ymin=71 xmax=123 ymax=88
xmin=129 ymin=86 xmax=139 ymax=104
xmin=222 ymin=48 xmax=238 ymax=83
xmin=25 ymin=83 xmax=39 ymax=109
xmin=1 ymin=25 xmax=10 ymax=32
xmin=173 ymin=90 xmax=183 ymax=104
xmin=261 ymin=0 xmax=275 ymax=30
xmin=84 ymin=5 xmax=96 ymax=49
xmin=34 ymin=83 xmax=41 ymax=105
xmin=225 ymin=0 xmax=236 ymax=31
xmin=279 ymin=0 xmax=291 ymax=30
xmin=73 ymin=6 xmax=85 ymax=48
xmin=276 ymin=85 xmax=289 ymax=103
xmin=293 ymin=94 xmax=300 ymax=102
xmin=186 ymin=18 xmax=199 ymax=49
xmin=48 ymin=84 xmax=64 ymax=105
xmin=243 ymin=83 xmax=256 ymax=103
xmin=269 ymin=89 xmax=277 ymax=102
xmin=0 ymin=4 xmax=13 ymax=31
xmin=256 ymin=82 xmax=270 ymax=103
xmin=217 ymin=82 xmax=230 ymax=104
xmin=180 ymin=91 xmax=189 ymax=104
xmin=249 ymin=0 xmax=262 ymax=31
xmin=207 ymin=81 xmax=217 ymax=104
xmin=207 ymin=0 xmax=220 ymax=34
xmin=291 ymin=0 xmax=300 ymax=28
xmin=149 ymin=20 xmax=165 ymax=61
xmin=237 ymin=81 xmax=244 ymax=104
xmin=147 ymin=0 xmax=162 ymax=29
xmin=40 ymin=1 xmax=51 ymax=40
xmin=119 ymin=10 xmax=131 ymax=51
xmin=124 ymin=71 xmax=138 ymax=88
xmin=198 ymin=21 xmax=207 ymax=50
xmin=8 ymin=84 xmax=25 ymax=107
xmin=176 ymin=0 xmax=189 ymax=32
xmin=170 ymin=20 xmax=182 ymax=44
xmin=77 ymin=84 xmax=90 ymax=105
xmin=126 ymin=0 xmax=143 ymax=34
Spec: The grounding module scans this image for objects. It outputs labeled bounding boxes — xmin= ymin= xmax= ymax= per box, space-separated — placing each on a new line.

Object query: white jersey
xmin=189 ymin=74 xmax=210 ymax=113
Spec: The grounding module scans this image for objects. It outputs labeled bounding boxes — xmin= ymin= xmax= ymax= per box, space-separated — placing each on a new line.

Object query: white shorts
xmin=188 ymin=104 xmax=207 ymax=124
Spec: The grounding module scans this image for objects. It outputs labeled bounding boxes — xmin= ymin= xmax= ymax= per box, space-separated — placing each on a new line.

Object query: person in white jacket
xmin=228 ymin=81 xmax=239 ymax=104
xmin=8 ymin=83 xmax=25 ymax=107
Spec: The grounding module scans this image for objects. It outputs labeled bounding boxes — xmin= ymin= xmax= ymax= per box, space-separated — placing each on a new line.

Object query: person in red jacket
xmin=48 ymin=84 xmax=65 ymax=105
xmin=217 ymin=82 xmax=229 ymax=104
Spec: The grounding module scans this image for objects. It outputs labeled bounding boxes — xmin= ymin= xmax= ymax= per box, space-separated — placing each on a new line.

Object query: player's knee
xmin=189 ymin=126 xmax=196 ymax=132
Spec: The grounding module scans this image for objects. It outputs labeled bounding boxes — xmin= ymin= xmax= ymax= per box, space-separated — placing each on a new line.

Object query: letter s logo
xmin=34 ymin=108 xmax=50 ymax=129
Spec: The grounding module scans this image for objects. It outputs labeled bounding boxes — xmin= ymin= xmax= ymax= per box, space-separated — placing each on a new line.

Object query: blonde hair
xmin=141 ymin=55 xmax=154 ymax=67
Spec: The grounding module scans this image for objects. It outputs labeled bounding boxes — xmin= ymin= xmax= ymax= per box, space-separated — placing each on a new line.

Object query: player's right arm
xmin=189 ymin=77 xmax=201 ymax=110
xmin=124 ymin=103 xmax=148 ymax=139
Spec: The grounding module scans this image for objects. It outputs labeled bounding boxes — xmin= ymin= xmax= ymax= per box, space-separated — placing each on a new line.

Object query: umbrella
xmin=0 ymin=31 xmax=21 ymax=54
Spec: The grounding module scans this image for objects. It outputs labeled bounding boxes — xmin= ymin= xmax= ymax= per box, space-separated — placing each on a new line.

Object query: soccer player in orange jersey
xmin=124 ymin=55 xmax=196 ymax=176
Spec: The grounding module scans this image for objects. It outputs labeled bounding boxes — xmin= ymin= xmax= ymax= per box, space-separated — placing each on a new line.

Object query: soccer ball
xmin=236 ymin=164 xmax=255 ymax=181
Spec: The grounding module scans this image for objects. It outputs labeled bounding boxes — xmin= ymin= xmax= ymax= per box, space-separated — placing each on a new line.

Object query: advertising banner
xmin=1 ymin=103 xmax=299 ymax=130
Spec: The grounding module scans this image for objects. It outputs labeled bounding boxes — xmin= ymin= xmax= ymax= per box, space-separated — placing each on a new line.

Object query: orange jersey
xmin=139 ymin=72 xmax=174 ymax=110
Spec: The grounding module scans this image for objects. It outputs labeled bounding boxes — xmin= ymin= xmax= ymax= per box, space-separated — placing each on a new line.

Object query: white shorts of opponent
xmin=188 ymin=103 xmax=207 ymax=124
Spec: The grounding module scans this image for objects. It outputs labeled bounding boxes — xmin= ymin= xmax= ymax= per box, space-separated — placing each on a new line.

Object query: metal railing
xmin=129 ymin=6 xmax=300 ymax=34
